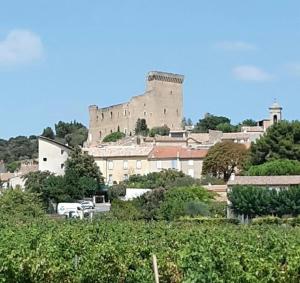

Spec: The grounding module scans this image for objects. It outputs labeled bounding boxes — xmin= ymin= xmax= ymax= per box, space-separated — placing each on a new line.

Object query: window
xmin=61 ymin=150 xmax=64 ymax=155
xmin=99 ymin=131 xmax=102 ymax=138
xmin=61 ymin=164 xmax=64 ymax=169
xmin=188 ymin=160 xmax=194 ymax=166
xmin=101 ymin=113 xmax=104 ymax=120
xmin=108 ymin=174 xmax=113 ymax=185
xmin=156 ymin=160 xmax=162 ymax=169
xmin=108 ymin=160 xmax=114 ymax=170
xmin=43 ymin=158 xmax=47 ymax=162
xmin=123 ymin=160 xmax=128 ymax=170
xmin=164 ymin=109 xmax=167 ymax=115
xmin=124 ymin=174 xmax=129 ymax=181
xmin=136 ymin=160 xmax=142 ymax=169
xmin=110 ymin=111 xmax=113 ymax=119
xmin=124 ymin=110 xmax=127 ymax=116
xmin=144 ymin=111 xmax=146 ymax=116
xmin=171 ymin=160 xmax=177 ymax=169
xmin=188 ymin=169 xmax=194 ymax=178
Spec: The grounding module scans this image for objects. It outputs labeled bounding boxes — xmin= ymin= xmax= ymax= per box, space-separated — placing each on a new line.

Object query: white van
xmin=57 ymin=203 xmax=84 ymax=219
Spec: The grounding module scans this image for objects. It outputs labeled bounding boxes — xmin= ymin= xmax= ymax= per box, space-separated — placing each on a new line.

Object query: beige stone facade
xmin=88 ymin=71 xmax=184 ymax=146
xmin=83 ymin=146 xmax=153 ymax=185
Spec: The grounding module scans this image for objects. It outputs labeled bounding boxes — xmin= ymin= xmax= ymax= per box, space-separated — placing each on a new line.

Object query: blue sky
xmin=1 ymin=1 xmax=300 ymax=139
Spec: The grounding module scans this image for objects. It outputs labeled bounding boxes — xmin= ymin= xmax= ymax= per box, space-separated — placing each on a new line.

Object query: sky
xmin=1 ymin=1 xmax=300 ymax=139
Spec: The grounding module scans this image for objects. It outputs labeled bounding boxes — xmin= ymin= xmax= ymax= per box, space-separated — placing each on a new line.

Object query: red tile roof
xmin=148 ymin=146 xmax=208 ymax=159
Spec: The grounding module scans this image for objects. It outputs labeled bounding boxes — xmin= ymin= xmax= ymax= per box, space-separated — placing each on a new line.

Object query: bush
xmin=0 ymin=188 xmax=45 ymax=222
xmin=103 ymin=132 xmax=125 ymax=142
xmin=247 ymin=159 xmax=300 ymax=176
xmin=149 ymin=125 xmax=170 ymax=137
xmin=251 ymin=216 xmax=282 ymax=225
xmin=209 ymin=201 xmax=227 ymax=218
xmin=185 ymin=201 xmax=210 ymax=217
xmin=108 ymin=183 xmax=126 ymax=200
xmin=110 ymin=199 xmax=141 ymax=220
xmin=177 ymin=216 xmax=240 ymax=225
xmin=159 ymin=186 xmax=214 ymax=220
xmin=228 ymin=185 xmax=300 ymax=218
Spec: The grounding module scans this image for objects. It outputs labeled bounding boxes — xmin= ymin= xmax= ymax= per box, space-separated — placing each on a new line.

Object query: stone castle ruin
xmin=88 ymin=71 xmax=184 ymax=146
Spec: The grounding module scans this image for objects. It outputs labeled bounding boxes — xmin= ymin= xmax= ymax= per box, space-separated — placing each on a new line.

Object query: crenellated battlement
xmin=147 ymin=71 xmax=184 ymax=84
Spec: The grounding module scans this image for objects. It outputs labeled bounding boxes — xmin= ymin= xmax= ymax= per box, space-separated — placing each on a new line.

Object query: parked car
xmin=79 ymin=200 xmax=95 ymax=209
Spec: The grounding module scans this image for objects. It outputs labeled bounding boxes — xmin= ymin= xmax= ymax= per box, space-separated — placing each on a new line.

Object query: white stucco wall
xmin=38 ymin=137 xmax=71 ymax=175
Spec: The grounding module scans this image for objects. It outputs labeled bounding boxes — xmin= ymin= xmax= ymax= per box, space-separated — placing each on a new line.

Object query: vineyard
xmin=1 ymin=219 xmax=300 ymax=282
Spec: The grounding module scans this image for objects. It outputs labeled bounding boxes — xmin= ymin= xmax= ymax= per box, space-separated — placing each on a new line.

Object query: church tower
xmin=269 ymin=101 xmax=282 ymax=125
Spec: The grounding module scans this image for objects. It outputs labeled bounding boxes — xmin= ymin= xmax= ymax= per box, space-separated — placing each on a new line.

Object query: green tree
xmin=41 ymin=127 xmax=55 ymax=139
xmin=203 ymin=141 xmax=248 ymax=181
xmin=216 ymin=123 xmax=237 ymax=133
xmin=135 ymin=118 xmax=149 ymax=136
xmin=64 ymin=147 xmax=104 ymax=199
xmin=247 ymin=159 xmax=300 ymax=176
xmin=241 ymin=119 xmax=257 ymax=127
xmin=149 ymin=125 xmax=170 ymax=137
xmin=193 ymin=113 xmax=231 ymax=133
xmin=103 ymin=132 xmax=125 ymax=142
xmin=55 ymin=121 xmax=88 ymax=146
xmin=250 ymin=120 xmax=300 ymax=165
xmin=228 ymin=185 xmax=300 ymax=218
xmin=159 ymin=185 xmax=214 ymax=220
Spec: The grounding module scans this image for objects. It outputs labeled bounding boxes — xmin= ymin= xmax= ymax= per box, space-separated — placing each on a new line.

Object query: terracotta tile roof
xmin=228 ymin=176 xmax=300 ymax=186
xmin=148 ymin=146 xmax=208 ymax=159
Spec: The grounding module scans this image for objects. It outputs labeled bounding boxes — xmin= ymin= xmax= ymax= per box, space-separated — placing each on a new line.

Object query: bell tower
xmin=269 ymin=100 xmax=282 ymax=125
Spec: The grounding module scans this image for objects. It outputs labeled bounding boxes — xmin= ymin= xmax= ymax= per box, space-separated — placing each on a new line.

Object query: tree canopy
xmin=135 ymin=118 xmax=149 ymax=136
xmin=149 ymin=125 xmax=170 ymax=137
xmin=24 ymin=148 xmax=104 ymax=211
xmin=247 ymin=159 xmax=300 ymax=176
xmin=103 ymin=132 xmax=125 ymax=142
xmin=228 ymin=185 xmax=300 ymax=218
xmin=193 ymin=113 xmax=231 ymax=133
xmin=250 ymin=120 xmax=300 ymax=165
xmin=202 ymin=141 xmax=248 ymax=181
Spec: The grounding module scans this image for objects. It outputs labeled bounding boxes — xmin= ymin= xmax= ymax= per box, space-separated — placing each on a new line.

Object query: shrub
xmin=159 ymin=186 xmax=214 ymax=220
xmin=110 ymin=199 xmax=141 ymax=220
xmin=209 ymin=201 xmax=227 ymax=218
xmin=247 ymin=159 xmax=300 ymax=176
xmin=177 ymin=216 xmax=240 ymax=225
xmin=185 ymin=201 xmax=210 ymax=217
xmin=251 ymin=216 xmax=282 ymax=225
xmin=108 ymin=183 xmax=126 ymax=200
xmin=149 ymin=125 xmax=170 ymax=137
xmin=103 ymin=132 xmax=125 ymax=142
xmin=228 ymin=185 xmax=300 ymax=218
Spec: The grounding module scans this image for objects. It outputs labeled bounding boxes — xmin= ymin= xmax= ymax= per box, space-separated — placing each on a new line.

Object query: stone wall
xmin=88 ymin=71 xmax=184 ymax=146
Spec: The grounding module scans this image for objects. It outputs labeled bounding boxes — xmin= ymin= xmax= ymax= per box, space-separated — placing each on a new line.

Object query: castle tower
xmin=269 ymin=101 xmax=282 ymax=125
xmin=87 ymin=71 xmax=184 ymax=146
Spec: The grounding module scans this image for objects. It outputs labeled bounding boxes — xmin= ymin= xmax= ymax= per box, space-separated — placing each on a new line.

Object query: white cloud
xmin=285 ymin=63 xmax=300 ymax=76
xmin=233 ymin=65 xmax=272 ymax=81
xmin=0 ymin=29 xmax=44 ymax=67
xmin=215 ymin=41 xmax=257 ymax=51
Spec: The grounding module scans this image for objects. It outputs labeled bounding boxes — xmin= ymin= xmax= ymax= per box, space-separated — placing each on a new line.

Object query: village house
xmin=83 ymin=145 xmax=153 ymax=185
xmin=38 ymin=136 xmax=72 ymax=175
xmin=148 ymin=146 xmax=208 ymax=179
